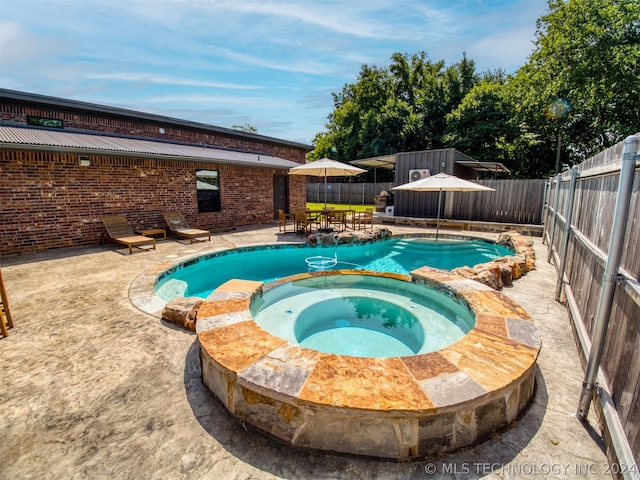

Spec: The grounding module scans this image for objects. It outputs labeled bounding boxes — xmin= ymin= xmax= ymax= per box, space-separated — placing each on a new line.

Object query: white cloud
xmin=85 ymin=72 xmax=262 ymax=90
xmin=0 ymin=0 xmax=549 ymax=143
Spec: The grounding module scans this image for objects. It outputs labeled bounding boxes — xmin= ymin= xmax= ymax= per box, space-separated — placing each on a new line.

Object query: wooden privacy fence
xmin=447 ymin=179 xmax=546 ymax=224
xmin=311 ymin=179 xmax=547 ymax=224
xmin=306 ymin=182 xmax=394 ymax=205
xmin=544 ymin=134 xmax=640 ymax=474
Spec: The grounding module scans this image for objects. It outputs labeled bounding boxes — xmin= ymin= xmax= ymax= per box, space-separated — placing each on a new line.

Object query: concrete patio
xmin=0 ymin=224 xmax=611 ymax=479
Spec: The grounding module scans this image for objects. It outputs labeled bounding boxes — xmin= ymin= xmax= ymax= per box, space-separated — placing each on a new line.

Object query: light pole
xmin=547 ymin=98 xmax=570 ymax=174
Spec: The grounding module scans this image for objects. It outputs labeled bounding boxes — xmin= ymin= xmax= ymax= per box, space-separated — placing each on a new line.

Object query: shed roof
xmin=350 ymin=152 xmax=509 ymax=173
xmin=0 ymin=125 xmax=302 ymax=169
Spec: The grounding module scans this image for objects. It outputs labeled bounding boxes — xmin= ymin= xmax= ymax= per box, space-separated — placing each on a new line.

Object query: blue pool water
xmin=250 ymin=274 xmax=475 ymax=358
xmin=155 ymin=236 xmax=513 ymax=301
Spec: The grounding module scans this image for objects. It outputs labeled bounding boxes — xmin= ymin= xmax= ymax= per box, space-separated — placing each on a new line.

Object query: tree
xmin=231 ymin=123 xmax=258 ymax=133
xmin=310 ymin=52 xmax=480 ymax=166
xmin=511 ymin=0 xmax=640 ymax=171
xmin=443 ymin=80 xmax=520 ymax=174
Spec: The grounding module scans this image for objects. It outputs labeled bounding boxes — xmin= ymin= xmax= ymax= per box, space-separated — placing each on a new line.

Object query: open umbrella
xmin=288 ymin=158 xmax=366 ymax=208
xmin=392 ymin=172 xmax=495 ymax=240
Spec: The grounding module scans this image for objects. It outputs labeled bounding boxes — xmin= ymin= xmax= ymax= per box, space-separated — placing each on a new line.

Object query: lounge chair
xmin=101 ymin=216 xmax=156 ymax=254
xmin=162 ymin=212 xmax=211 ymax=243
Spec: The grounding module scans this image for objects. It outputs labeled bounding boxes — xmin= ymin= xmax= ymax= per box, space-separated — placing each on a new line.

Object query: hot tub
xmin=196 ymin=269 xmax=540 ymax=460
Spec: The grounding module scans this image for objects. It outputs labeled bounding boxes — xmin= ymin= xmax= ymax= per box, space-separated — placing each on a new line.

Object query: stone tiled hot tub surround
xmin=196 ymin=269 xmax=540 ymax=460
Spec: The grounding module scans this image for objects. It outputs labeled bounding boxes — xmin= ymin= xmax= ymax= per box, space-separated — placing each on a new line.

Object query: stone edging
xmin=194 ymin=269 xmax=540 ymax=460
xmin=450 ymin=231 xmax=536 ymax=290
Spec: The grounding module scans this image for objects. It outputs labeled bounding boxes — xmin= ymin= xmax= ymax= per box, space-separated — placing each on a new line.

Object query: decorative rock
xmin=450 ymin=232 xmax=536 ymax=290
xmin=307 ymin=227 xmax=392 ymax=246
xmin=162 ymin=297 xmax=203 ymax=331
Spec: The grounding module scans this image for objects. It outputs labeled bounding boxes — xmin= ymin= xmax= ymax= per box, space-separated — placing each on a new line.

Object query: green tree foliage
xmin=510 ymin=0 xmax=640 ymax=173
xmin=310 ymin=52 xmax=478 ymax=165
xmin=443 ymin=80 xmax=521 ymax=175
xmin=231 ymin=123 xmax=258 ymax=133
xmin=311 ymin=0 xmax=639 ymax=179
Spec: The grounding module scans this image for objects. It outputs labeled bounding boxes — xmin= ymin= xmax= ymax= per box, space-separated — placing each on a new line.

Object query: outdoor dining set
xmin=278 ymin=208 xmax=374 ymax=235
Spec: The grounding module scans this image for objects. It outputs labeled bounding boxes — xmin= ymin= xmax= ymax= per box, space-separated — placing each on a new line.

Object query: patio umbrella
xmin=288 ymin=158 xmax=366 ymax=208
xmin=392 ymin=172 xmax=495 ymax=240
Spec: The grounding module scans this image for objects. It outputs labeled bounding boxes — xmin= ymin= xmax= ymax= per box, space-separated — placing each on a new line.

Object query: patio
xmin=0 ymin=224 xmax=610 ymax=479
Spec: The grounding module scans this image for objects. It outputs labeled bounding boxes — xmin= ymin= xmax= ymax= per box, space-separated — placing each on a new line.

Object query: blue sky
xmin=1 ymin=0 xmax=548 ymax=145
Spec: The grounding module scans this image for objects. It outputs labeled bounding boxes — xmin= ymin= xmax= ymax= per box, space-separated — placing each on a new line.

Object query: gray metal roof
xmin=350 ymin=154 xmax=397 ymax=170
xmin=455 ymin=160 xmax=510 ymax=173
xmin=0 ymin=126 xmax=302 ymax=169
xmin=0 ymin=88 xmax=313 ymax=151
xmin=350 ymin=153 xmax=510 ymax=173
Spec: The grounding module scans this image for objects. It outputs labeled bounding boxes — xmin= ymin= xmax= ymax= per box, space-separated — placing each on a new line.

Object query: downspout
xmin=577 ymin=134 xmax=639 ymax=419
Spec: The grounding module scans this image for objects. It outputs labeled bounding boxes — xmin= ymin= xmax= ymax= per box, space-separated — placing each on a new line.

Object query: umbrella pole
xmin=324 ymin=174 xmax=327 ymax=209
xmin=436 ymin=189 xmax=442 ymax=241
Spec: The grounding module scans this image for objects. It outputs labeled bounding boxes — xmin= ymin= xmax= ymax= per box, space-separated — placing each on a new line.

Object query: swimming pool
xmin=155 ymin=236 xmax=513 ymax=301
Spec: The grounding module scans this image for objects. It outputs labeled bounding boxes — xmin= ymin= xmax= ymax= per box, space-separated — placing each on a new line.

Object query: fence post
xmin=577 ymin=134 xmax=639 ymax=420
xmin=542 ymin=180 xmax=551 ymax=244
xmin=555 ymin=166 xmax=579 ymax=301
xmin=547 ymin=175 xmax=562 ymax=263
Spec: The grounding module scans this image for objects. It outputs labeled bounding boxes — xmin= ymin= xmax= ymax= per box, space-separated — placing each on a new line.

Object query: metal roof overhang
xmin=0 ymin=126 xmax=301 ymax=169
xmin=455 ymin=160 xmax=510 ymax=173
xmin=350 ymin=154 xmax=510 ymax=174
xmin=349 ymin=154 xmax=397 ymax=170
xmin=0 ymin=88 xmax=313 ymax=151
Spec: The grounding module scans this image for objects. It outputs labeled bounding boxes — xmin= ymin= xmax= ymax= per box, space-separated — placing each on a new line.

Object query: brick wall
xmin=0 ymin=150 xmax=307 ymax=256
xmin=0 ymin=94 xmax=310 ymax=256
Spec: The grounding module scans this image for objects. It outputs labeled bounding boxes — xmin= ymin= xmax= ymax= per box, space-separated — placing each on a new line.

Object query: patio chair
xmin=294 ymin=211 xmax=315 ymax=235
xmin=101 ymin=215 xmax=156 ymax=254
xmin=327 ymin=210 xmax=347 ymax=231
xmin=355 ymin=208 xmax=374 ymax=230
xmin=162 ymin=212 xmax=211 ymax=243
xmin=278 ymin=209 xmax=294 ymax=233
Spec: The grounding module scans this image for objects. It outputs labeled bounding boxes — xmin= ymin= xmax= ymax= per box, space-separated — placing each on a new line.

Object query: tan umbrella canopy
xmin=392 ymin=172 xmax=495 ymax=240
xmin=289 ymin=158 xmax=366 ymax=208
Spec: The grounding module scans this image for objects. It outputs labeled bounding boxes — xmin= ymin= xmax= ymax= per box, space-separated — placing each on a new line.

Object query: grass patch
xmin=306 ymin=203 xmax=374 ymax=213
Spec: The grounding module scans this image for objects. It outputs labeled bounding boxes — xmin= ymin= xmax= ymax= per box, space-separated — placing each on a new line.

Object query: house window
xmin=196 ymin=169 xmax=220 ymax=212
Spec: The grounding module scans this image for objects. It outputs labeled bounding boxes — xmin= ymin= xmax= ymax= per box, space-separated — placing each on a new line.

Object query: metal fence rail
xmin=544 ymin=134 xmax=640 ymax=478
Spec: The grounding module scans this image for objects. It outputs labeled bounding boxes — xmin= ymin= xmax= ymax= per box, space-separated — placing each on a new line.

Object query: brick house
xmin=0 ymin=89 xmax=312 ymax=256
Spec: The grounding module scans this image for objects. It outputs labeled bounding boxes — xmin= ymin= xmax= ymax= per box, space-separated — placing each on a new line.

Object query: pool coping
xmin=195 ymin=268 xmax=540 ymax=460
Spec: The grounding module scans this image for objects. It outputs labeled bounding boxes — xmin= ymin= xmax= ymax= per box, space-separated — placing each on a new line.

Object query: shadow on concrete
xmin=184 ymin=340 xmax=548 ymax=479
xmin=0 ymin=244 xmax=111 ymax=266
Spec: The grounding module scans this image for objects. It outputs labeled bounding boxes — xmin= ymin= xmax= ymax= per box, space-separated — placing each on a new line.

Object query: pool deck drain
xmin=195 ymin=269 xmax=540 ymax=460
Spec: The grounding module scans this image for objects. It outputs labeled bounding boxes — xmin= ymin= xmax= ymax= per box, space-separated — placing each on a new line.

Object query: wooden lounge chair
xmin=101 ymin=215 xmax=156 ymax=254
xmin=162 ymin=212 xmax=211 ymax=243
